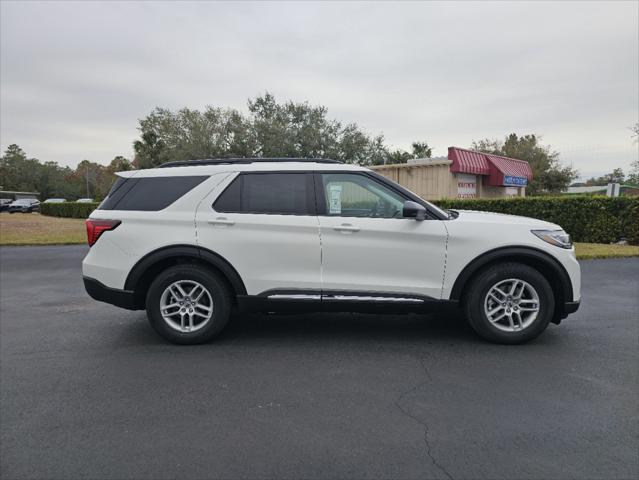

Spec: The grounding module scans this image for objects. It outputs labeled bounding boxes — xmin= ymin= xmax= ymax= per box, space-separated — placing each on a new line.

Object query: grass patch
xmin=574 ymin=242 xmax=639 ymax=260
xmin=0 ymin=212 xmax=86 ymax=245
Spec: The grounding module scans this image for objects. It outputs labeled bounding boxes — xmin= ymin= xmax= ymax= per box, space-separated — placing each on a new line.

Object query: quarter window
xmin=99 ymin=176 xmax=208 ymax=211
xmin=320 ymin=173 xmax=406 ymax=218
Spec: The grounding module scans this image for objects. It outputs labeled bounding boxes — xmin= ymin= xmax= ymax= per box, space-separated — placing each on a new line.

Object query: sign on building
xmin=457 ymin=173 xmax=477 ymax=198
xmin=503 ymin=175 xmax=528 ymax=186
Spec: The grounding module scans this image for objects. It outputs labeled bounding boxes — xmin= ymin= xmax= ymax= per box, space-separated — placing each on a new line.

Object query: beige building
xmin=371 ymin=147 xmax=533 ymax=200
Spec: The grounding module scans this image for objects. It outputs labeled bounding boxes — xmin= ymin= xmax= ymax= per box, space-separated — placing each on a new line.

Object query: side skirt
xmin=236 ymin=289 xmax=459 ymax=315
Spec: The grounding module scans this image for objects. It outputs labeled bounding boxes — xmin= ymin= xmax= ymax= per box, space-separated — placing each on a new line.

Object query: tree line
xmin=0 ymin=144 xmax=132 ymax=200
xmin=4 ymin=93 xmax=628 ymax=200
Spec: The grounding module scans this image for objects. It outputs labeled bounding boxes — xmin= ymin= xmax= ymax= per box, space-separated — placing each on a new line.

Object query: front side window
xmin=319 ymin=173 xmax=406 ymax=218
xmin=214 ymin=172 xmax=312 ymax=215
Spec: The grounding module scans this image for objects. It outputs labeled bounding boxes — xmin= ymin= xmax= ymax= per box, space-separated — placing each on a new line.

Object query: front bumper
xmin=554 ymin=300 xmax=580 ymax=324
xmin=83 ymin=276 xmax=139 ymax=310
xmin=562 ymin=300 xmax=580 ymax=316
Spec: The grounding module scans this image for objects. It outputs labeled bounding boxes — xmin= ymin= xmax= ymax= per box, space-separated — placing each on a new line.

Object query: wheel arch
xmin=450 ymin=246 xmax=573 ymax=323
xmin=124 ymin=245 xmax=247 ymax=309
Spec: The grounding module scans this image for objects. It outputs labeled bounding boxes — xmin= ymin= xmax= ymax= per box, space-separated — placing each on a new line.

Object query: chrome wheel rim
xmin=484 ymin=278 xmax=540 ymax=332
xmin=159 ymin=280 xmax=214 ymax=333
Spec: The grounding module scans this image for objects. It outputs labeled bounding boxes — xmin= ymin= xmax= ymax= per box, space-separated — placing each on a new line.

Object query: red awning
xmin=448 ymin=147 xmax=490 ymax=175
xmin=448 ymin=147 xmax=533 ymax=187
xmin=485 ymin=154 xmax=533 ymax=186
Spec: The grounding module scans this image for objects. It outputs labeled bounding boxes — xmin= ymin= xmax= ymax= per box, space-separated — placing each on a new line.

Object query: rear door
xmin=315 ymin=172 xmax=448 ymax=299
xmin=195 ymin=171 xmax=322 ymax=296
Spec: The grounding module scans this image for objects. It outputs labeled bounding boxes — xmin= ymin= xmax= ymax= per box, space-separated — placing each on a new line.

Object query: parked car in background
xmin=8 ymin=198 xmax=40 ymax=213
xmin=83 ymin=158 xmax=581 ymax=345
xmin=0 ymin=198 xmax=12 ymax=212
xmin=43 ymin=198 xmax=66 ymax=203
xmin=76 ymin=198 xmax=94 ymax=203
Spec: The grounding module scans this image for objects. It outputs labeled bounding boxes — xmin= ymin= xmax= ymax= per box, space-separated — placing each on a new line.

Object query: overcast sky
xmin=1 ymin=1 xmax=637 ymax=179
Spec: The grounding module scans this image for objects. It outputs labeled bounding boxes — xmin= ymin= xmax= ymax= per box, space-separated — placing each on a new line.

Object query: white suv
xmin=82 ymin=158 xmax=580 ymax=344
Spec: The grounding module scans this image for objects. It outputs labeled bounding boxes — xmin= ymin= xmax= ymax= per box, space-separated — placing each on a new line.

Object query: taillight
xmin=86 ymin=219 xmax=121 ymax=246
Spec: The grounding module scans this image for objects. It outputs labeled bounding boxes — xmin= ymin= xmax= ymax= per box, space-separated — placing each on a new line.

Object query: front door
xmin=316 ymin=172 xmax=448 ymax=299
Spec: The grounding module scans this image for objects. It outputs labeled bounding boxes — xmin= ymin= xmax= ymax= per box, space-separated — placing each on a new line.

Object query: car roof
xmin=117 ymin=160 xmax=370 ymax=178
xmin=159 ymin=158 xmax=342 ymax=168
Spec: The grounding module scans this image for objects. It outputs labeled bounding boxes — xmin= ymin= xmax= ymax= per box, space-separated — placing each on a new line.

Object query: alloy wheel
xmin=159 ymin=280 xmax=214 ymax=333
xmin=483 ymin=278 xmax=540 ymax=332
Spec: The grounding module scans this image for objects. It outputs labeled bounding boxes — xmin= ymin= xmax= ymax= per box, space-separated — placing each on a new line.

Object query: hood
xmin=451 ymin=209 xmax=561 ymax=230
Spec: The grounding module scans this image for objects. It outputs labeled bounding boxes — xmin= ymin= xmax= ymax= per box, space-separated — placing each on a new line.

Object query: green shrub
xmin=434 ymin=196 xmax=639 ymax=245
xmin=39 ymin=196 xmax=639 ymax=245
xmin=40 ymin=202 xmax=100 ymax=219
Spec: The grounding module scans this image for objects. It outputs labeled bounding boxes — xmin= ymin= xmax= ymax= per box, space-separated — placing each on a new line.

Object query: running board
xmin=236 ymin=290 xmax=457 ymax=314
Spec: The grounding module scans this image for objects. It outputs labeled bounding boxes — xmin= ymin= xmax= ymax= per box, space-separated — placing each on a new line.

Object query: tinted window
xmin=213 ymin=175 xmax=241 ymax=212
xmin=106 ymin=176 xmax=127 ymax=197
xmin=214 ymin=173 xmax=311 ymax=215
xmin=100 ymin=176 xmax=208 ymax=211
xmin=320 ymin=173 xmax=406 ymax=218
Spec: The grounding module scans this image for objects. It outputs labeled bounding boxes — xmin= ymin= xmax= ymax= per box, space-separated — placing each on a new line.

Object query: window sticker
xmin=328 ymin=184 xmax=342 ymax=214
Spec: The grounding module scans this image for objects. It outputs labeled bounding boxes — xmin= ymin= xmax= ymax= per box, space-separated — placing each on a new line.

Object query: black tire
xmin=145 ymin=264 xmax=232 ymax=345
xmin=464 ymin=262 xmax=555 ymax=344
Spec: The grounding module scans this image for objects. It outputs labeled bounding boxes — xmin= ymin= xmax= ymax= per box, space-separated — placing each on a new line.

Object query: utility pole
xmin=86 ymin=164 xmax=90 ymax=198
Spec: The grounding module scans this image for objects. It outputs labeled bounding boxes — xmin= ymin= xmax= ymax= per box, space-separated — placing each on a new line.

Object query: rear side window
xmin=214 ymin=172 xmax=313 ymax=215
xmin=100 ymin=176 xmax=208 ymax=211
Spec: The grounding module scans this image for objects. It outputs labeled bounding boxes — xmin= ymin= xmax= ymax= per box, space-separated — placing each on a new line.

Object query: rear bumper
xmin=83 ymin=276 xmax=139 ymax=310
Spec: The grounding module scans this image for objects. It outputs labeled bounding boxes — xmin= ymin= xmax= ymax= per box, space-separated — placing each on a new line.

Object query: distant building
xmin=0 ymin=190 xmax=40 ymax=200
xmin=371 ymin=146 xmax=533 ymax=200
xmin=564 ymin=185 xmax=639 ymax=196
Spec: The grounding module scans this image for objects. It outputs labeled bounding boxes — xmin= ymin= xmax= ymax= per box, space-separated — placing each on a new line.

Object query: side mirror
xmin=402 ymin=200 xmax=427 ymax=221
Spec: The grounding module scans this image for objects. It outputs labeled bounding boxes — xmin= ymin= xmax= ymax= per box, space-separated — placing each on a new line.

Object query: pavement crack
xmin=395 ymin=357 xmax=454 ymax=480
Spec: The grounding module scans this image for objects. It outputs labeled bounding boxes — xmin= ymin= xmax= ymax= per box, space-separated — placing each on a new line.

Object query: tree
xmin=0 ymin=144 xmax=41 ymax=193
xmin=386 ymin=149 xmax=413 ymax=164
xmin=132 ymin=93 xmax=391 ymax=167
xmin=471 ymin=134 xmax=578 ymax=195
xmin=411 ymin=141 xmax=432 ymax=159
xmin=385 ymin=140 xmax=432 ymax=164
xmin=108 ymin=156 xmax=132 ymax=173
xmin=626 ymin=124 xmax=639 ymax=186
xmin=1 ymin=144 xmax=132 ymax=200
xmin=628 ymin=160 xmax=639 ymax=186
xmin=585 ymin=168 xmax=625 ymax=186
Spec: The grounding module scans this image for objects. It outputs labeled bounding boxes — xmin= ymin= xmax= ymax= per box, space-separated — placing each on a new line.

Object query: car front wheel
xmin=145 ymin=264 xmax=232 ymax=344
xmin=464 ymin=262 xmax=555 ymax=344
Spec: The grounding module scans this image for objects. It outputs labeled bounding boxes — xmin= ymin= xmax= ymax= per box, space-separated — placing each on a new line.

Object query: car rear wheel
xmin=145 ymin=264 xmax=232 ymax=344
xmin=464 ymin=262 xmax=554 ymax=344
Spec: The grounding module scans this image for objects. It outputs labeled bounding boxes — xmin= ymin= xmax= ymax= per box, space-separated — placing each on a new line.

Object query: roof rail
xmin=159 ymin=158 xmax=343 ymax=168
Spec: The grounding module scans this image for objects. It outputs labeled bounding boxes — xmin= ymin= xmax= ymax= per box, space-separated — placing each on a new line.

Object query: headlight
xmin=532 ymin=229 xmax=572 ymax=249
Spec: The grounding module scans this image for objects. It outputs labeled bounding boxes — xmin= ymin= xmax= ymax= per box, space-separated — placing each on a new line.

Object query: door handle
xmin=208 ymin=217 xmax=235 ymax=226
xmin=333 ymin=224 xmax=360 ymax=233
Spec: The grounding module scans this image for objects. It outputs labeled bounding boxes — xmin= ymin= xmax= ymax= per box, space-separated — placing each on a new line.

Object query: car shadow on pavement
xmin=114 ymin=310 xmax=487 ymax=348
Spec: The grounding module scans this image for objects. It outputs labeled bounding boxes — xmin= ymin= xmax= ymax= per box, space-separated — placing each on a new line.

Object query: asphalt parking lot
xmin=1 ymin=246 xmax=637 ymax=480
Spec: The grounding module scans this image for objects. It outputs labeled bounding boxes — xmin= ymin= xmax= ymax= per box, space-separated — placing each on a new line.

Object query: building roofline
xmin=370 ymin=160 xmax=452 ymax=169
xmin=448 ymin=146 xmax=531 ymax=165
